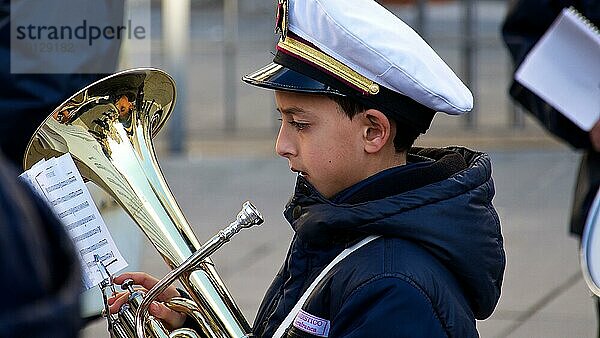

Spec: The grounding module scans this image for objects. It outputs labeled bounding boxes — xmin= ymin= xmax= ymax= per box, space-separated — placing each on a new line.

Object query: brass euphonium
xmin=23 ymin=68 xmax=263 ymax=338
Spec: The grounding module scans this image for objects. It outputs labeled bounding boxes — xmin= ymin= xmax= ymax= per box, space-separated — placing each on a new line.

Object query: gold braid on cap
xmin=277 ymin=36 xmax=380 ymax=95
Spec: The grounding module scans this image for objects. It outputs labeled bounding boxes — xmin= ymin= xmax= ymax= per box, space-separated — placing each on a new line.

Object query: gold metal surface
xmin=24 ymin=68 xmax=251 ymax=337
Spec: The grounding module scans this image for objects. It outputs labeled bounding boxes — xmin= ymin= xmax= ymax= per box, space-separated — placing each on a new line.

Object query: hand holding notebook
xmin=515 ymin=7 xmax=600 ymax=131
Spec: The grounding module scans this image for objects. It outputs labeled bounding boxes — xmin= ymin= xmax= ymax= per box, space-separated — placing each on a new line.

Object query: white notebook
xmin=515 ymin=7 xmax=600 ymax=131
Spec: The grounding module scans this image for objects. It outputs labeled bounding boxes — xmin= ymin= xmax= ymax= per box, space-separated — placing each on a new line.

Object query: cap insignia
xmin=275 ymin=0 xmax=289 ymax=39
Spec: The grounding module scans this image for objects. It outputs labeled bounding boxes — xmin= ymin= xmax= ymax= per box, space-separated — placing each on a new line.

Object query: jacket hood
xmin=284 ymin=147 xmax=505 ymax=319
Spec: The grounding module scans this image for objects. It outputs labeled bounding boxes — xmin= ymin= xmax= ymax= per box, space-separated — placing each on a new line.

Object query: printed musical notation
xmin=46 ymin=176 xmax=77 ymax=193
xmin=66 ymin=214 xmax=96 ymax=231
xmin=20 ymin=154 xmax=128 ymax=290
xmin=51 ymin=188 xmax=83 ymax=206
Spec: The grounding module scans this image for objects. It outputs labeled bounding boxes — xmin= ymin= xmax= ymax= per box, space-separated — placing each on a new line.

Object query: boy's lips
xmin=291 ymin=167 xmax=307 ymax=176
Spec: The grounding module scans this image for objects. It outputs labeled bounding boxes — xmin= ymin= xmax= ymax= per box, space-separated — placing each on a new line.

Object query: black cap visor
xmin=242 ymin=63 xmax=343 ymax=96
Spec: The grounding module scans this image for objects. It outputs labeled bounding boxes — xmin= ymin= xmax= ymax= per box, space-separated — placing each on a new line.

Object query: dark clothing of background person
xmin=253 ymin=147 xmax=505 ymax=338
xmin=502 ymin=0 xmax=600 ymax=334
xmin=0 ymin=0 xmax=121 ymax=167
xmin=0 ymin=153 xmax=82 ymax=337
xmin=501 ymin=0 xmax=600 ymax=237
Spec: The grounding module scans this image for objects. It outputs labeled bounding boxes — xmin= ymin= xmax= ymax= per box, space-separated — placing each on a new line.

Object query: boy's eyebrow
xmin=276 ymin=106 xmax=311 ymax=116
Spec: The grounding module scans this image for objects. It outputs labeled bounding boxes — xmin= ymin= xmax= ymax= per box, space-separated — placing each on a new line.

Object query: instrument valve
xmin=121 ymin=278 xmax=136 ymax=293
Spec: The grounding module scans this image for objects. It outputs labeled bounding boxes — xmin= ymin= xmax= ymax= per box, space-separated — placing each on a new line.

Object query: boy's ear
xmin=362 ymin=109 xmax=392 ymax=154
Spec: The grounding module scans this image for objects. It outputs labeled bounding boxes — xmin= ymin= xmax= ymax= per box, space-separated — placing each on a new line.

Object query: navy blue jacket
xmin=252 ymin=147 xmax=505 ymax=337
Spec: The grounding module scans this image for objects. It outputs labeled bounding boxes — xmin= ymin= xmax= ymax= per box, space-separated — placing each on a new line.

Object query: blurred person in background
xmin=502 ymin=0 xmax=600 ymax=334
xmin=0 ymin=0 xmax=121 ymax=167
xmin=1 ymin=0 xmax=140 ymax=332
xmin=0 ymin=152 xmax=81 ymax=337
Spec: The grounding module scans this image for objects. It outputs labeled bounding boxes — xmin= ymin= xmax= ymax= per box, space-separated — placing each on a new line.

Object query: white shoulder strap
xmin=272 ymin=235 xmax=381 ymax=338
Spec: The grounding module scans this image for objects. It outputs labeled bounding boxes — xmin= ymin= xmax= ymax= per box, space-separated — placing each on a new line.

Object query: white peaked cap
xmin=287 ymin=0 xmax=473 ymax=115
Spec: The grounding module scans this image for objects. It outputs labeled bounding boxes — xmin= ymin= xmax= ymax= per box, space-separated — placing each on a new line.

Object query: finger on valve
xmin=113 ymin=272 xmax=181 ymax=301
xmin=107 ymin=291 xmax=130 ymax=314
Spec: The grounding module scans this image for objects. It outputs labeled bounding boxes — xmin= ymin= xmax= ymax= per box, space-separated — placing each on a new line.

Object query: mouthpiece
xmin=237 ymin=201 xmax=264 ymax=228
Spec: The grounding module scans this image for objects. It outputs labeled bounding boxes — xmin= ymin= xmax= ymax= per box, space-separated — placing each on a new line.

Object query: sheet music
xmin=19 ymin=158 xmax=47 ymax=198
xmin=515 ymin=7 xmax=600 ymax=131
xmin=20 ymin=153 xmax=128 ymax=290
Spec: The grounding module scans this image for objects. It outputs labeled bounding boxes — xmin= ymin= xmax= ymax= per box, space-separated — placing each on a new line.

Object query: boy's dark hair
xmin=329 ymin=95 xmax=420 ymax=153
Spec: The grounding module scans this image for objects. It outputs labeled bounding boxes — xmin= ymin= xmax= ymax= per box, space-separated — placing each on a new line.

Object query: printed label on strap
xmin=293 ymin=309 xmax=330 ymax=337
xmin=272 ymin=235 xmax=379 ymax=338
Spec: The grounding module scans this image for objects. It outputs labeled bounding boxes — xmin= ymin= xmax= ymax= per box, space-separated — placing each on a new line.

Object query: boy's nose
xmin=275 ymin=126 xmax=296 ymax=158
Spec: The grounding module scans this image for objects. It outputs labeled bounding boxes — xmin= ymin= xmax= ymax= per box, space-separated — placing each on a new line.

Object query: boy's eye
xmin=288 ymin=121 xmax=309 ymax=130
xmin=278 ymin=118 xmax=309 ymax=131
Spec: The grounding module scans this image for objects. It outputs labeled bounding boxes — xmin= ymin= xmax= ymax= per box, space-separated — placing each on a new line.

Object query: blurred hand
xmin=591 ymin=119 xmax=600 ymax=152
xmin=107 ymin=272 xmax=186 ymax=330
